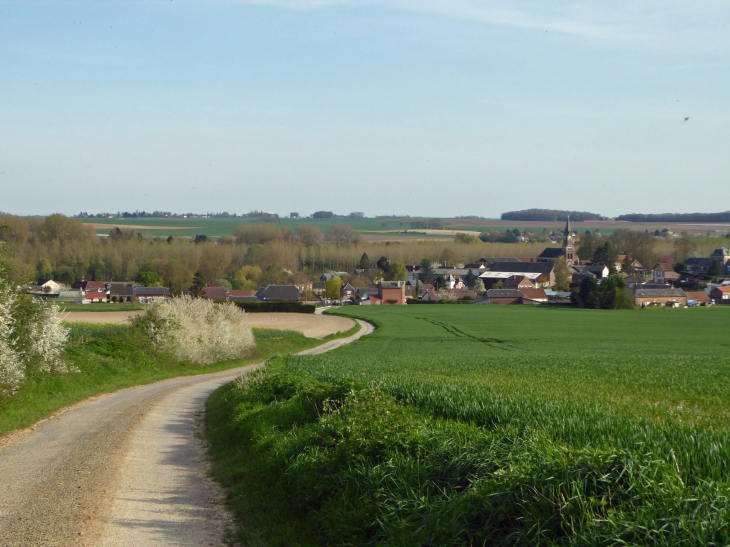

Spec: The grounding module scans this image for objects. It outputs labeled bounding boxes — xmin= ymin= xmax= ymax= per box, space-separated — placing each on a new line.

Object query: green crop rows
xmin=207 ymin=306 xmax=730 ymax=546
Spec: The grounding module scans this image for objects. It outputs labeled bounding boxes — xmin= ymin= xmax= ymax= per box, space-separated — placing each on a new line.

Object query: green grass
xmin=0 ymin=322 xmax=353 ymax=439
xmin=206 ymin=305 xmax=730 ymax=546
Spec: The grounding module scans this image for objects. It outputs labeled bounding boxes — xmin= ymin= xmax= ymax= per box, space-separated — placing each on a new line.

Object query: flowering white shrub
xmin=0 ymin=283 xmax=69 ymax=396
xmin=0 ymin=284 xmax=24 ymax=396
xmin=30 ymin=301 xmax=69 ymax=374
xmin=137 ymin=296 xmax=255 ymax=365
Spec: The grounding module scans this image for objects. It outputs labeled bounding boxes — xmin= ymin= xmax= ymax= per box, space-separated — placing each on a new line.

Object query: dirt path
xmin=0 ymin=318 xmax=373 ymax=546
xmin=62 ymin=311 xmax=353 ymax=339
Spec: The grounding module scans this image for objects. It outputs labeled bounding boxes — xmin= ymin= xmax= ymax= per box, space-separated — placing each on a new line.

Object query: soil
xmin=62 ymin=311 xmax=355 ymax=339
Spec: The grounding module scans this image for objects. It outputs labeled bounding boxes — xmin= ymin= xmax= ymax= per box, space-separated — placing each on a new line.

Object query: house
xmin=422 ymin=289 xmax=477 ymax=302
xmin=653 ymin=263 xmax=681 ymax=284
xmin=710 ymin=286 xmax=730 ymax=304
xmin=85 ymin=291 xmax=109 ymax=303
xmin=367 ymin=281 xmax=406 ymax=305
xmin=110 ymin=283 xmax=135 ymax=303
xmin=202 ymin=286 xmax=229 ymax=301
xmin=711 ymin=248 xmax=730 ymax=274
xmin=35 ymin=279 xmax=61 ymax=295
xmin=519 ymin=288 xmax=548 ymax=304
xmin=229 ymin=290 xmax=257 ymax=298
xmin=464 ymin=264 xmax=486 ymax=271
xmin=134 ymin=287 xmax=170 ymax=303
xmin=503 ymin=275 xmax=536 ymax=290
xmin=486 ymin=289 xmax=523 ymax=305
xmin=341 ymin=283 xmax=356 ymax=300
xmin=684 ymin=257 xmax=713 ymax=275
xmin=260 ymin=285 xmax=300 ymax=302
xmin=84 ymin=280 xmax=107 ymax=293
xmin=632 ymin=287 xmax=687 ymax=307
xmin=685 ymin=291 xmax=712 ymax=306
xmin=58 ymin=289 xmax=84 ymax=300
xmin=481 ymin=262 xmax=555 ymax=287
xmin=623 ymin=275 xmax=645 ymax=287
xmin=312 ymin=281 xmax=326 ymax=295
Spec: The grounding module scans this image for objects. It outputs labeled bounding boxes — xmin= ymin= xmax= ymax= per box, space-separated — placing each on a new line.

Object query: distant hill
xmin=501 ymin=209 xmax=607 ymax=222
xmin=616 ymin=212 xmax=730 ymax=223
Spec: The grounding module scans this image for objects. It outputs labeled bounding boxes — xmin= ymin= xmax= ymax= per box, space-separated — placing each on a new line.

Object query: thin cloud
xmin=223 ymin=0 xmax=730 ymax=53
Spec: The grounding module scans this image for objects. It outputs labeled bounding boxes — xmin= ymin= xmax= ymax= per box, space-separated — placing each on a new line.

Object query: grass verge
xmin=0 ymin=318 xmax=358 ymax=439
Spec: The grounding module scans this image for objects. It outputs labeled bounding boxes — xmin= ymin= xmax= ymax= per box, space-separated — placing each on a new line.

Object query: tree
xmin=325 ymin=224 xmax=359 ymax=245
xmin=593 ymin=241 xmax=619 ymax=274
xmin=36 ymin=259 xmax=53 ymax=281
xmin=621 ymin=255 xmax=635 ymax=275
xmin=474 ymin=278 xmax=485 ymax=294
xmin=673 ymin=262 xmax=685 ymax=274
xmin=359 ymin=253 xmax=371 ymax=270
xmin=325 ymin=277 xmax=343 ymax=299
xmin=598 ymin=275 xmax=625 ymax=309
xmin=576 ymin=275 xmax=599 ymax=309
xmin=577 ymin=232 xmax=600 ymax=262
xmin=384 ymin=261 xmax=407 ymax=281
xmin=464 ymin=269 xmax=477 ymax=289
xmin=376 ymin=256 xmax=390 ymax=273
xmin=189 ymin=271 xmax=206 ymax=298
xmin=709 ymin=259 xmax=722 ymax=277
xmin=298 ymin=224 xmax=323 ymax=247
xmin=418 ymin=259 xmax=435 ymax=283
xmin=552 ymin=257 xmax=571 ymax=292
xmin=213 ymin=278 xmax=232 ymax=290
xmin=455 ymin=233 xmax=480 ymax=244
xmin=135 ymin=270 xmax=164 ymax=287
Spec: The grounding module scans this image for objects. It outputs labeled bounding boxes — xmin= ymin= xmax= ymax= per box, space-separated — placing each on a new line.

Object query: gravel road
xmin=0 ymin=318 xmax=373 ymax=546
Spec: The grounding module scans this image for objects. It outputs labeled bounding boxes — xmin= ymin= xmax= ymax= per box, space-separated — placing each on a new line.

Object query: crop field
xmin=79 ymin=216 xmax=628 ymax=238
xmin=207 ymin=305 xmax=730 ymax=546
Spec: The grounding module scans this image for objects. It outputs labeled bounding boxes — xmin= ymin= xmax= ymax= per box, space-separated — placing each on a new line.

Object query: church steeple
xmin=562 ymin=215 xmax=575 ymax=265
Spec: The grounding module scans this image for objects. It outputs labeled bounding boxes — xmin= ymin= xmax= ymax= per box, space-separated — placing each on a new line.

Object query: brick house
xmin=486 ymin=289 xmax=523 ymax=305
xmin=710 ymin=286 xmax=730 ymax=304
xmin=375 ymin=281 xmax=406 ymax=305
xmin=110 ymin=283 xmax=135 ymax=303
xmin=519 ymin=288 xmax=548 ymax=303
xmin=203 ymin=286 xmax=229 ymax=301
xmin=503 ymin=275 xmax=536 ymax=290
xmin=633 ymin=287 xmax=687 ymax=307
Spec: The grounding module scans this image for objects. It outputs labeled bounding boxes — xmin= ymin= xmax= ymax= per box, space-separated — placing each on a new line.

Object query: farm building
xmin=633 ymin=287 xmax=687 ymax=307
xmin=486 ymin=289 xmax=523 ymax=305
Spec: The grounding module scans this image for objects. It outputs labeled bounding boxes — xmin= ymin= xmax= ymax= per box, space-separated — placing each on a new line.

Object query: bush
xmin=234 ymin=301 xmax=315 ymax=314
xmin=0 ymin=283 xmax=69 ymax=396
xmin=134 ymin=296 xmax=255 ymax=365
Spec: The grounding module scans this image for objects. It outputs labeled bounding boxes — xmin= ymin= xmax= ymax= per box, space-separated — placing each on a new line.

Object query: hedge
xmin=234 ymin=301 xmax=316 ymax=314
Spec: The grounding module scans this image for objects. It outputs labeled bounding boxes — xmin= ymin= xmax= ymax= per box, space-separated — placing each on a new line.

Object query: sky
xmin=1 ymin=0 xmax=729 ymax=218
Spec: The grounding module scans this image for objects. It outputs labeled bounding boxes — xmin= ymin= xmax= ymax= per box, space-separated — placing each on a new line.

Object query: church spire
xmin=564 ymin=215 xmax=571 ymax=240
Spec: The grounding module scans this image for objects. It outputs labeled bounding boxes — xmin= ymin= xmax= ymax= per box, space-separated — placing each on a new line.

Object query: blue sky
xmin=1 ymin=0 xmax=728 ymax=218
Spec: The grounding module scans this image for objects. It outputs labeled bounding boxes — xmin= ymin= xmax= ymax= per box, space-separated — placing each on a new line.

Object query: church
xmin=537 ymin=217 xmax=576 ymax=265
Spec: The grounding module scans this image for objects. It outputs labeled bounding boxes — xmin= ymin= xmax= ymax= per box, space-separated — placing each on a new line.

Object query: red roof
xmin=85 ymin=292 xmax=107 ymax=299
xmin=85 ymin=281 xmax=106 ymax=291
xmin=203 ymin=286 xmax=228 ymax=300
xmin=685 ymin=291 xmax=711 ymax=300
xmin=519 ymin=288 xmax=548 ymax=300
xmin=716 ymin=286 xmax=730 ymax=293
xmin=229 ymin=290 xmax=256 ymax=297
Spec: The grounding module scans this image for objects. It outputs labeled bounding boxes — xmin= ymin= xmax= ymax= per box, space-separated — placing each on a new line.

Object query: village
xmin=27 ymin=219 xmax=730 ymax=309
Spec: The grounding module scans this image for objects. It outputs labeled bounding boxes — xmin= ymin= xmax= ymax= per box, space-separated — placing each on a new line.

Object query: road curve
xmin=0 ymin=318 xmax=373 ymax=547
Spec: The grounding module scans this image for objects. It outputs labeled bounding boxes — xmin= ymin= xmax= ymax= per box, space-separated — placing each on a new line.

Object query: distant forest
xmin=616 ymin=212 xmax=730 ymax=223
xmin=501 ymin=209 xmax=607 ymax=222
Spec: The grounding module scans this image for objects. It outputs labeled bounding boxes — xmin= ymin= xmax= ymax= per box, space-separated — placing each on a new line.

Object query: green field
xmin=207 ymin=306 xmax=730 ymax=546
xmin=79 ymin=216 xmax=620 ymax=238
